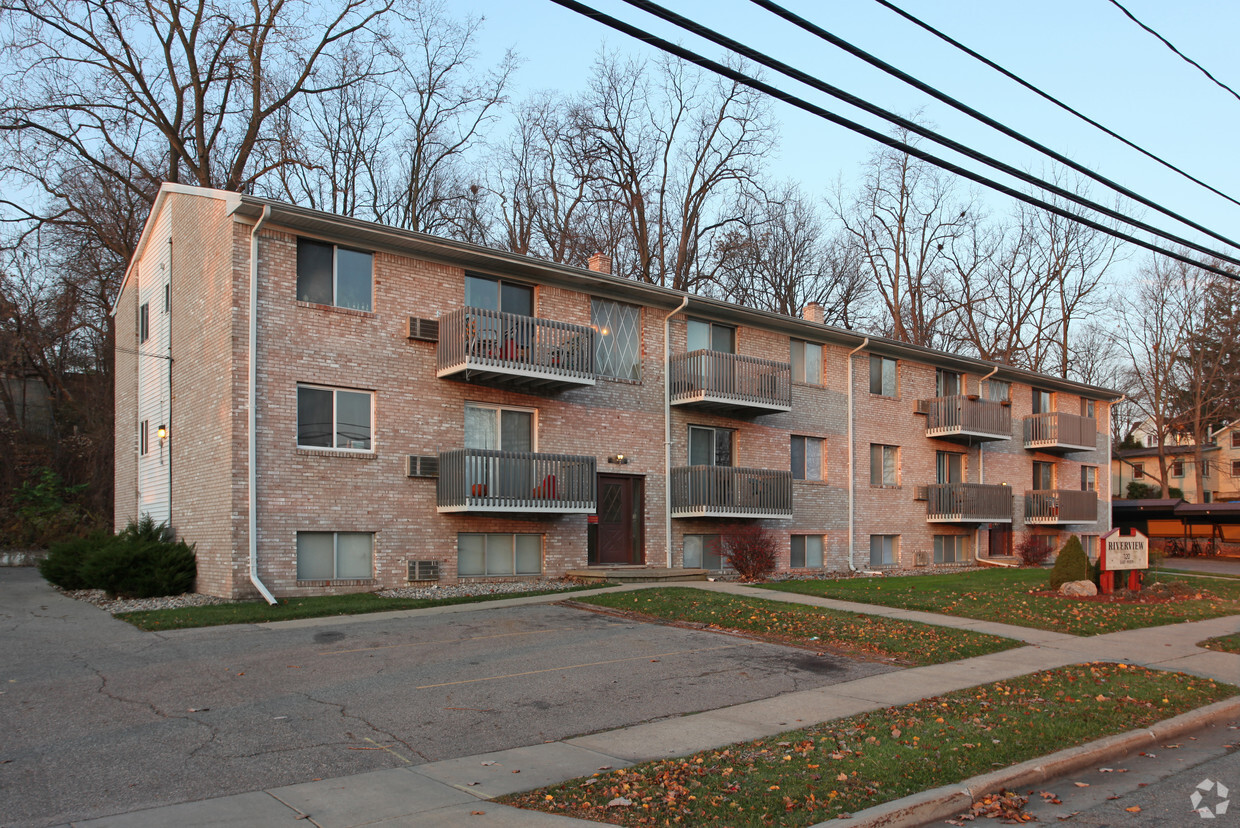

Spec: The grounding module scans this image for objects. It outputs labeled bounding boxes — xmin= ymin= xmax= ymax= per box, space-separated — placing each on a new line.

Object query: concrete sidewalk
xmin=65 ymin=582 xmax=1240 ymax=828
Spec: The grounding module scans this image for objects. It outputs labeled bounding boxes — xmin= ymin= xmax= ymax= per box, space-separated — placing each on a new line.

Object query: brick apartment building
xmin=114 ymin=184 xmax=1117 ymax=599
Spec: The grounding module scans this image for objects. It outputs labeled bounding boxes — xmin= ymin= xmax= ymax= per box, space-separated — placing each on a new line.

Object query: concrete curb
xmin=820 ymin=695 xmax=1240 ymax=828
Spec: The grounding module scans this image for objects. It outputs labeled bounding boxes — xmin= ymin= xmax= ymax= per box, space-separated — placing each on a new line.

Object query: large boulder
xmin=1059 ymin=580 xmax=1098 ymax=597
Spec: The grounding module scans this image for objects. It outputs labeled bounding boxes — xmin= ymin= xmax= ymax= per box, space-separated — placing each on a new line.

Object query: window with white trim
xmin=140 ymin=420 xmax=149 ymax=456
xmin=465 ymin=403 xmax=534 ymax=452
xmin=1232 ymin=460 xmax=1240 ymax=477
xmin=869 ymin=355 xmax=897 ymax=396
xmin=296 ymin=239 xmax=373 ymax=312
xmin=684 ymin=533 xmax=725 ymax=570
xmin=791 ymin=436 xmax=824 ymax=481
xmin=1172 ymin=460 xmax=1184 ymax=477
xmin=934 ymin=535 xmax=967 ymax=564
xmin=790 ymin=340 xmax=822 ymax=385
xmin=870 ymin=534 xmax=898 ymax=566
xmin=297 ymin=385 xmax=373 ymax=451
xmin=458 ymin=533 xmax=543 ymax=576
xmin=870 ymin=444 xmax=899 ymax=487
xmin=296 ymin=531 xmax=373 ymax=580
xmin=139 ymin=302 xmax=150 ymax=343
xmin=790 ymin=534 xmax=824 ymax=568
xmin=1133 ymin=462 xmax=1145 ymax=479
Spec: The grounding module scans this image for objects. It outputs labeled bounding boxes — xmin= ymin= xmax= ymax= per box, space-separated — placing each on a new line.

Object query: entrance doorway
xmin=591 ymin=474 xmax=644 ymax=565
xmin=988 ymin=525 xmax=1013 ymax=558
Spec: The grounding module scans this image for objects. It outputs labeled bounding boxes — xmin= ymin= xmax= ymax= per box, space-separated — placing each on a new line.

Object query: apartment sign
xmin=1103 ymin=529 xmax=1149 ymax=570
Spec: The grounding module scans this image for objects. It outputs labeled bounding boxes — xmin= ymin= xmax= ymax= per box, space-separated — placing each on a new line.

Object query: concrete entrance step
xmin=566 ymin=567 xmax=709 ymax=584
xmin=977 ymin=555 xmax=1021 ymax=567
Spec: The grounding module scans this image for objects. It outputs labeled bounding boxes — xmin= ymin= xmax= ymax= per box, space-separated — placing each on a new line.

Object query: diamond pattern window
xmin=591 ymin=299 xmax=640 ymax=380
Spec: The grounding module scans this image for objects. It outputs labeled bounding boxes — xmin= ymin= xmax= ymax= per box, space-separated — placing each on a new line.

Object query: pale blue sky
xmin=467 ymin=0 xmax=1240 ymax=266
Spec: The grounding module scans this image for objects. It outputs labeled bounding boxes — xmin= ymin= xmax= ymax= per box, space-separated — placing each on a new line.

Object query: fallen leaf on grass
xmin=1073 ymin=782 xmax=1089 ymax=787
xmin=1126 ymin=806 xmax=1142 ymax=813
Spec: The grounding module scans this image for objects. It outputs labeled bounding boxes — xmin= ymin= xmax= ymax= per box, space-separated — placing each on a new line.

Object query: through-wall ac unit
xmin=914 ymin=399 xmax=931 ymax=415
xmin=407 ymin=316 xmax=440 ymax=342
xmin=408 ymin=560 xmax=441 ymax=581
xmin=914 ymin=551 xmax=929 ymax=567
xmin=407 ymin=455 xmax=439 ymax=478
xmin=913 ymin=485 xmax=929 ymax=501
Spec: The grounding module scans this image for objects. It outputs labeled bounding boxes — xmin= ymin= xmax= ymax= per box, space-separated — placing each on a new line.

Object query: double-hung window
xmin=592 ymin=298 xmax=640 ymax=380
xmin=869 ymin=355 xmax=897 ymax=396
xmin=297 ymin=385 xmax=373 ymax=451
xmin=296 ymin=239 xmax=373 ymax=312
xmin=1171 ymin=460 xmax=1185 ymax=478
xmin=1232 ymin=460 xmax=1240 ymax=477
xmin=870 ymin=444 xmax=899 ymax=487
xmin=458 ymin=533 xmax=542 ymax=576
xmin=1033 ymin=461 xmax=1055 ymax=490
xmin=296 ymin=531 xmax=373 ymax=580
xmin=1081 ymin=466 xmax=1097 ymax=491
xmin=1081 ymin=398 xmax=1096 ymax=419
xmin=791 ymin=436 xmax=823 ymax=481
xmin=791 ymin=535 xmax=824 ymax=568
xmin=1133 ymin=462 xmax=1145 ymax=479
xmin=790 ymin=340 xmax=822 ymax=384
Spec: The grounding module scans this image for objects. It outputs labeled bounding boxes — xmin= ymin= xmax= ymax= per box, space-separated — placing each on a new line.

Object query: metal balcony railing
xmin=923 ymin=395 xmax=1011 ymax=442
xmin=437 ymin=448 xmax=596 ymax=513
xmin=1023 ymin=412 xmax=1096 ymax=452
xmin=437 ymin=307 xmax=595 ymax=390
xmin=1024 ymin=489 xmax=1098 ymax=524
xmin=669 ymin=350 xmax=791 ymax=414
xmin=925 ymin=483 xmax=1013 ymax=523
xmin=670 ymin=466 xmax=793 ymax=519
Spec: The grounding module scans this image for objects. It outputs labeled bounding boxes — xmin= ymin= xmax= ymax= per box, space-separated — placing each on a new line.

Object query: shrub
xmin=720 ymin=523 xmax=778 ymax=582
xmin=1050 ymin=535 xmax=1089 ymax=590
xmin=38 ymin=530 xmax=112 ymax=590
xmin=1014 ymin=534 xmax=1053 ymax=567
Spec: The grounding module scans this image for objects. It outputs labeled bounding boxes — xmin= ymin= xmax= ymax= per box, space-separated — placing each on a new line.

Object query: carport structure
xmin=1112 ymin=498 xmax=1240 ymax=555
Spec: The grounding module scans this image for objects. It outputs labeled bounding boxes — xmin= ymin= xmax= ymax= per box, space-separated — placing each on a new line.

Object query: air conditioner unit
xmin=914 ymin=550 xmax=929 ymax=567
xmin=914 ymin=399 xmax=931 ymax=415
xmin=913 ymin=485 xmax=929 ymax=501
xmin=407 ymin=455 xmax=439 ymax=478
xmin=408 ymin=560 xmax=440 ymax=581
xmin=407 ymin=316 xmax=440 ymax=342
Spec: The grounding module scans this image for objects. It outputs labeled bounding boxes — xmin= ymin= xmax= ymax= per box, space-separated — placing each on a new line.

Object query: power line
xmin=868 ymin=0 xmax=1240 ymax=211
xmin=545 ymin=0 xmax=1240 ymax=283
xmin=611 ymin=0 xmax=1240 ymax=270
xmin=744 ymin=0 xmax=1240 ymax=250
xmin=1104 ymin=0 xmax=1240 ymax=106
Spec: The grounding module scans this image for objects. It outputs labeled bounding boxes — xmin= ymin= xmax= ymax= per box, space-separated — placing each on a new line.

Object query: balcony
xmin=1023 ymin=412 xmax=1096 ymax=453
xmin=923 ymin=483 xmax=1013 ymax=523
xmin=669 ymin=350 xmax=791 ymax=416
xmin=1024 ymin=489 xmax=1098 ymax=524
xmin=437 ymin=307 xmax=595 ymax=392
xmin=437 ymin=448 xmax=596 ymax=514
xmin=670 ymin=466 xmax=793 ymax=519
xmin=921 ymin=395 xmax=1011 ymax=443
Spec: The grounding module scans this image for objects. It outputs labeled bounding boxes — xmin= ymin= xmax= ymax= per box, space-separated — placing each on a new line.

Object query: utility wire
xmin=869 ymin=0 xmax=1240 ymax=211
xmin=1105 ymin=0 xmax=1240 ymax=106
xmin=545 ymin=0 xmax=1239 ymax=282
xmin=745 ymin=0 xmax=1240 ymax=250
xmin=611 ymin=0 xmax=1240 ymax=270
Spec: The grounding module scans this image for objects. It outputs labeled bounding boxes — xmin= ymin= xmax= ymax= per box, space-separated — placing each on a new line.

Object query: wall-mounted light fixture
xmin=607 ymin=454 xmax=628 ymax=465
xmin=157 ymin=424 xmax=168 ymax=441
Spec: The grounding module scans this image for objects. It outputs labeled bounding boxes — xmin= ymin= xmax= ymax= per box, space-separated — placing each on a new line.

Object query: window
xmin=1232 ymin=460 xmax=1240 ymax=477
xmin=163 ymin=284 xmax=170 ymax=313
xmin=1233 ymin=432 xmax=1240 ymax=449
xmin=869 ymin=355 xmax=897 ymax=397
xmin=870 ymin=534 xmax=898 ymax=566
xmin=1081 ymin=398 xmax=1096 ymax=419
xmin=465 ymin=273 xmax=533 ymax=316
xmin=984 ymin=379 xmax=1010 ymax=402
xmin=591 ymin=298 xmax=640 ymax=380
xmin=790 ymin=340 xmax=822 ymax=384
xmin=1171 ymin=460 xmax=1184 ymax=477
xmin=1032 ymin=388 xmax=1053 ymax=414
xmin=791 ymin=436 xmax=824 ymax=481
xmin=936 ymin=451 xmax=963 ymax=485
xmin=689 ymin=425 xmax=733 ymax=466
xmin=791 ymin=535 xmax=824 ymax=568
xmin=1133 ymin=462 xmax=1145 ymax=479
xmin=296 ymin=532 xmax=373 ymax=580
xmin=935 ymin=368 xmax=961 ymax=397
xmin=1081 ymin=466 xmax=1097 ymax=491
xmin=1081 ymin=535 xmax=1099 ymax=561
xmin=1203 ymin=460 xmax=1211 ymax=478
xmin=139 ymin=302 xmax=150 ymax=343
xmin=297 ymin=385 xmax=373 ymax=450
xmin=1033 ymin=461 xmax=1055 ymax=490
xmin=870 ymin=444 xmax=899 ymax=487
xmin=687 ymin=318 xmax=735 ymax=353
xmin=140 ymin=420 xmax=149 ymax=456
xmin=296 ymin=239 xmax=373 ymax=312
xmin=934 ymin=535 xmax=967 ymax=564
xmin=465 ymin=403 xmax=534 ymax=452
xmin=684 ymin=534 xmax=724 ymax=570
xmin=1146 ymin=433 xmax=1157 ymax=448
xmin=458 ymin=533 xmax=542 ymax=576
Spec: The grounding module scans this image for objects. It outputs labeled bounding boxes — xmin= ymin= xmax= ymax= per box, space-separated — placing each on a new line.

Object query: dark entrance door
xmin=595 ymin=474 xmax=644 ymax=565
xmin=988 ymin=525 xmax=1013 ymax=558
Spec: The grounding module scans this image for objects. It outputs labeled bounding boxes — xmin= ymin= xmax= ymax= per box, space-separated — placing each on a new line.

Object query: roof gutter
xmin=664 ymin=295 xmax=690 ymax=568
xmin=248 ymin=206 xmax=277 ymax=605
xmin=847 ymin=337 xmax=870 ymax=572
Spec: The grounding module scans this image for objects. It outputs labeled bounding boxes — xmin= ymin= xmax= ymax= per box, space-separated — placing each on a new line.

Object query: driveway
xmin=0 ymin=569 xmax=898 ymax=827
xmin=1159 ymin=555 xmax=1240 ymax=576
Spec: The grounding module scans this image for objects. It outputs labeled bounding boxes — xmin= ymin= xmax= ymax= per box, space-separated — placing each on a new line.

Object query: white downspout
xmin=664 ymin=296 xmax=690 ymax=568
xmin=975 ymin=366 xmax=999 ymax=563
xmin=847 ymin=338 xmax=870 ymax=571
xmin=249 ymin=207 xmax=277 ymax=604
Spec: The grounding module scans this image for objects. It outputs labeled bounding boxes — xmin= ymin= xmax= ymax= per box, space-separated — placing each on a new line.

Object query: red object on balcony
xmin=533 ymin=474 xmax=557 ymax=498
xmin=471 ymin=483 xmax=488 ymax=497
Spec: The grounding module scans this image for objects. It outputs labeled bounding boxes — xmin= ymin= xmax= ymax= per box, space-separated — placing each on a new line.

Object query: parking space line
xmin=321 ymin=629 xmax=547 ymax=655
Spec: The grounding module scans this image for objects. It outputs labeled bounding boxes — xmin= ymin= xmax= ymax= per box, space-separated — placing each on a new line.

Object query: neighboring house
xmin=1113 ymin=420 xmax=1239 ymax=503
xmin=0 ymin=374 xmax=55 ymax=439
xmin=113 ymin=184 xmax=1119 ymax=600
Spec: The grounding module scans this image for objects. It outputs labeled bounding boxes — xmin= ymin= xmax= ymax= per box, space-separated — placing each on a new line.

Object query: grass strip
xmin=574 ymin=587 xmax=1018 ymax=666
xmin=1156 ymin=566 xmax=1240 ymax=580
xmin=1199 ymin=632 xmax=1240 ymax=654
xmin=118 ymin=583 xmax=613 ymax=630
xmin=760 ymin=568 xmax=1240 ymax=636
xmin=501 ymin=663 xmax=1234 ymax=826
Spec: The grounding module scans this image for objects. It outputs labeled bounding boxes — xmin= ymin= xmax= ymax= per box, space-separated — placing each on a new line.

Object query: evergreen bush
xmin=41 ymin=516 xmax=197 ymax=598
xmin=38 ymin=531 xmax=112 ymax=590
xmin=1050 ymin=535 xmax=1089 ymax=590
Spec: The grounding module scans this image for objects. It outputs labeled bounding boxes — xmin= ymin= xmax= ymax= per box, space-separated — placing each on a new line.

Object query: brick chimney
xmin=588 ymin=252 xmax=612 ymax=275
xmin=802 ymin=301 xmax=824 ymax=324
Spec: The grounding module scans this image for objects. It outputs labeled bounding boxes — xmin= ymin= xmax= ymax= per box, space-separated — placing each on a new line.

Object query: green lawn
xmin=1199 ymin=632 xmax=1240 ymax=654
xmin=118 ymin=583 xmax=612 ymax=630
xmin=502 ymin=663 xmax=1234 ymax=826
xmin=760 ymin=569 xmax=1240 ymax=636
xmin=573 ymin=587 xmax=1018 ymax=666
